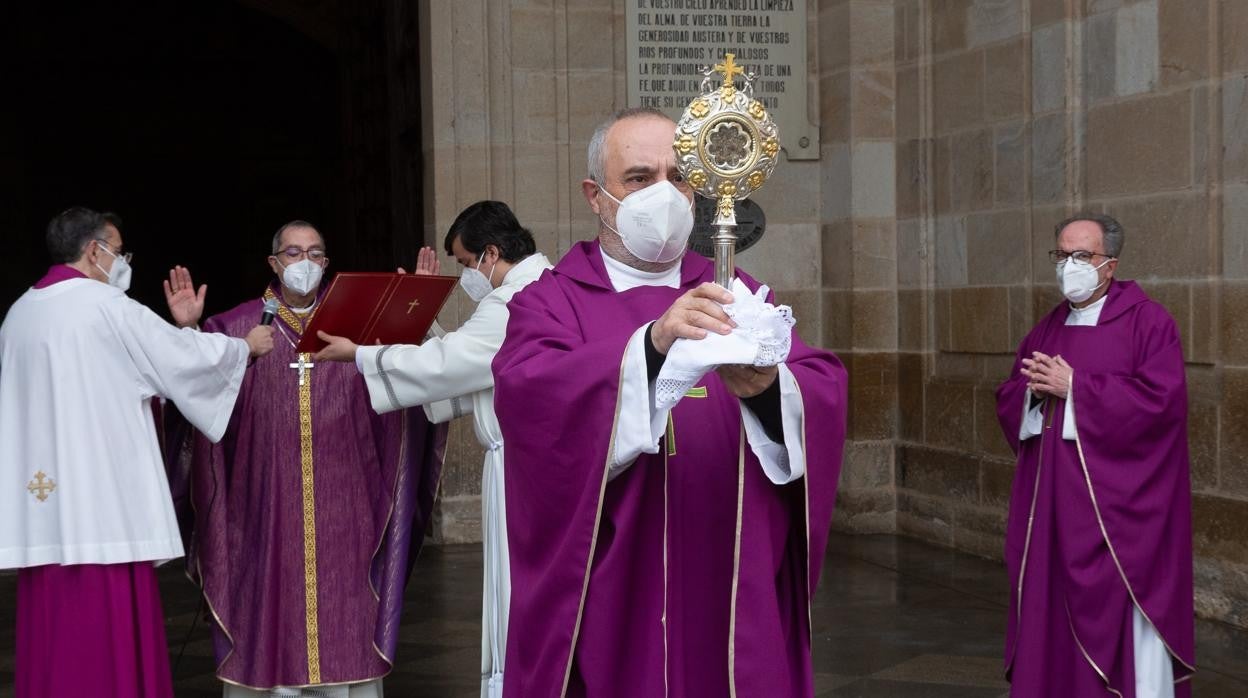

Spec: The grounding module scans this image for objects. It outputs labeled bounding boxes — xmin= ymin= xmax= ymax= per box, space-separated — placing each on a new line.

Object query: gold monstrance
xmin=673 ymin=53 xmax=781 ymax=287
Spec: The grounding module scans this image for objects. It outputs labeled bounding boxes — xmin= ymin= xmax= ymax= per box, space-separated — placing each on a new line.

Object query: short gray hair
xmin=586 ymin=106 xmax=670 ymax=184
xmin=1054 ymin=213 xmax=1124 ymax=257
xmin=271 ymin=220 xmax=323 ymax=254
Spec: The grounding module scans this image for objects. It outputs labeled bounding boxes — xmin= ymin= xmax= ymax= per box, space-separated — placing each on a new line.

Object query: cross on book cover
xmin=294 ymin=272 xmax=459 ymax=353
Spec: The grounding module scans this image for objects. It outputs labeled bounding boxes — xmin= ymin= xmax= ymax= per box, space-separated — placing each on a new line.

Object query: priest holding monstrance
xmin=494 ymin=56 xmax=848 ymax=697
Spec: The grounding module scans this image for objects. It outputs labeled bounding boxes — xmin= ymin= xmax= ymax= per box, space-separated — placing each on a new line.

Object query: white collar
xmin=1066 ymin=293 xmax=1108 ymax=326
xmin=599 ymin=248 xmax=681 ymax=292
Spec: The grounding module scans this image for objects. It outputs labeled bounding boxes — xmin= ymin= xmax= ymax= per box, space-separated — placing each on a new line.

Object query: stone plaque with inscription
xmin=626 ymin=0 xmax=818 ymax=160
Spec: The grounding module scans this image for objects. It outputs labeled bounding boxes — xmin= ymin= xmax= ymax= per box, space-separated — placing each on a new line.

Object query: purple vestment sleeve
xmin=495 ymin=242 xmax=847 ymax=698
xmin=997 ymin=281 xmax=1194 ymax=697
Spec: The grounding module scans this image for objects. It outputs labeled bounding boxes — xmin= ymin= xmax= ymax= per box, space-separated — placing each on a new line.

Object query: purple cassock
xmin=995 ymin=280 xmax=1195 ymax=697
xmin=169 ymin=283 xmax=446 ymax=690
xmin=493 ymin=241 xmax=848 ymax=698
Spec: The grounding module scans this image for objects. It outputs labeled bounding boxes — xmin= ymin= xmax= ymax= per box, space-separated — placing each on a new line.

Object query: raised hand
xmin=414 ymin=246 xmax=441 ymax=276
xmin=651 ymin=282 xmax=736 ymax=355
xmin=164 ymin=265 xmax=206 ymax=329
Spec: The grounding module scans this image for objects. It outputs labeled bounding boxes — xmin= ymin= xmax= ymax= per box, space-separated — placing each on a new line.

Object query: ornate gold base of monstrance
xmin=673 ymin=53 xmax=781 ymax=287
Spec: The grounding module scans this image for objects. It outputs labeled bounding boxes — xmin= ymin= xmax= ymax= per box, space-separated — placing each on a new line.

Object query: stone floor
xmin=2 ymin=533 xmax=1247 ymax=696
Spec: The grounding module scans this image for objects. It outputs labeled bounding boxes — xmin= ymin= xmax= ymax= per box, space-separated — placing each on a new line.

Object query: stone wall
xmin=417 ymin=0 xmax=1248 ymax=629
xmin=417 ymin=0 xmax=828 ymax=542
xmin=878 ymin=0 xmax=1247 ymax=629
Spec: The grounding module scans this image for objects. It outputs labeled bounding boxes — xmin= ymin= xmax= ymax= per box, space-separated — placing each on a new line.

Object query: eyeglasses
xmin=1048 ymin=249 xmax=1114 ymax=265
xmin=275 ymin=246 xmax=327 ymax=262
xmin=95 ymin=239 xmax=132 ymax=264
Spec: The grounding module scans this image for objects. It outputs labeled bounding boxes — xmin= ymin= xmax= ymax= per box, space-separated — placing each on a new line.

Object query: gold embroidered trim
xmin=263 ymin=288 xmax=318 ymax=336
xmin=665 ymin=386 xmax=709 ymax=456
xmin=727 ymin=422 xmax=745 ymax=698
xmin=559 ymin=354 xmax=629 ymax=697
xmin=367 ymin=417 xmax=410 ymax=667
xmin=1066 ymin=601 xmax=1125 ymax=697
xmin=792 ymin=377 xmax=814 ymax=648
xmin=297 ymin=352 xmax=322 ymax=683
xmin=662 ymin=445 xmax=670 ymax=698
xmin=1068 ymin=373 xmax=1197 ymax=676
xmin=1007 ymin=397 xmax=1050 ymax=675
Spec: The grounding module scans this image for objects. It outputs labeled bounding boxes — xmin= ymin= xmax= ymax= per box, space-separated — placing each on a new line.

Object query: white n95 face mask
xmin=1056 ymin=257 xmax=1110 ymax=304
xmin=94 ymin=241 xmax=132 ymax=293
xmin=280 ymin=259 xmax=324 ymax=296
xmin=459 ymin=252 xmax=496 ymax=303
xmin=598 ymin=180 xmax=695 ymax=264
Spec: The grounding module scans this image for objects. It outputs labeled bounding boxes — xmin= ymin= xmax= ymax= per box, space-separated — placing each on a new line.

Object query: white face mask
xmin=1056 ymin=257 xmax=1111 ymax=304
xmin=279 ymin=258 xmax=324 ymax=296
xmin=459 ymin=252 xmax=496 ymax=303
xmin=598 ymin=180 xmax=694 ymax=264
xmin=94 ymin=241 xmax=132 ymax=293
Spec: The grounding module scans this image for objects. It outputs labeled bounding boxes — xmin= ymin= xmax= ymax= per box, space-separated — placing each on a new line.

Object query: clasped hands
xmin=1020 ymin=351 xmax=1072 ymax=400
xmin=652 ymin=282 xmax=777 ymax=399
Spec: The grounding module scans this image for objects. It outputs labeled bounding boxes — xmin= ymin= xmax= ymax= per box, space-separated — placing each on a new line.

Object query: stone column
xmin=820 ymin=0 xmax=900 ymax=534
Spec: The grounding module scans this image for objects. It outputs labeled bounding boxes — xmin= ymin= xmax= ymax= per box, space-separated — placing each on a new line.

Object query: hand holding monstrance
xmin=655 ymin=53 xmax=795 ymax=409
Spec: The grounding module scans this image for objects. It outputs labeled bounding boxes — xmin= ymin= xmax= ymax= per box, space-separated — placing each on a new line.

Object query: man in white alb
xmin=0 ymin=206 xmax=273 ymax=698
xmin=314 ymin=200 xmax=552 ymax=698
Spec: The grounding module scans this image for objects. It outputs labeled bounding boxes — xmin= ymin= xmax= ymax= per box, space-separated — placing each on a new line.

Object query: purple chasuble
xmin=996 ymin=280 xmax=1195 ymax=697
xmin=494 ymin=241 xmax=848 ymax=698
xmin=175 ymin=284 xmax=446 ymax=689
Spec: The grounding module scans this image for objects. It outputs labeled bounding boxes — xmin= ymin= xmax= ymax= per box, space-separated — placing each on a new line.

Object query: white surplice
xmin=1016 ymin=293 xmax=1174 ymax=698
xmin=0 ymin=278 xmax=248 ymax=569
xmin=600 ymin=249 xmax=807 ymax=484
xmin=354 ymin=253 xmax=551 ymax=698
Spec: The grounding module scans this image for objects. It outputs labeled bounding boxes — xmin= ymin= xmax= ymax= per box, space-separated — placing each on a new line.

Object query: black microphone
xmin=260 ymin=298 xmax=279 ymax=326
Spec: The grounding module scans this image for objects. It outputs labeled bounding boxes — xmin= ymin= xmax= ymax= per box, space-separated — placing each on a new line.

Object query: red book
xmin=295 ymin=272 xmax=458 ymax=353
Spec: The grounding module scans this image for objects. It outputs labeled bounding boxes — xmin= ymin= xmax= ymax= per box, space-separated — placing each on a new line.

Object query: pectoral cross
xmin=27 ymin=470 xmax=56 ymax=502
xmin=407 ymin=298 xmax=420 ymax=314
xmin=289 ymin=353 xmax=315 ymax=387
xmin=714 ymin=53 xmax=745 ymax=89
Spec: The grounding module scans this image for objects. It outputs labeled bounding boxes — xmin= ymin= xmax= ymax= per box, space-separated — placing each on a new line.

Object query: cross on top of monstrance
xmin=673 ymin=52 xmax=781 ymax=287
xmin=713 ymin=54 xmax=745 ymax=91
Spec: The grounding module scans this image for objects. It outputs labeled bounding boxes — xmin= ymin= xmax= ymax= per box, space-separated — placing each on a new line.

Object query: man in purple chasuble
xmin=493 ymin=108 xmax=849 ymax=698
xmin=1 ymin=208 xmax=275 ymax=698
xmin=996 ymin=214 xmax=1195 ymax=698
xmin=166 ymin=221 xmax=447 ymax=697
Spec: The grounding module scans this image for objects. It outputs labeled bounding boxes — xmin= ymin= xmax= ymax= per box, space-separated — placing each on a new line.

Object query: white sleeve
xmin=1062 ymin=387 xmax=1076 ymax=440
xmin=422 ymin=394 xmax=475 ymax=425
xmin=357 ymin=295 xmax=507 ymax=414
xmin=114 ymin=298 xmax=248 ymax=443
xmin=740 ymin=363 xmax=806 ymax=484
xmin=610 ymin=324 xmax=673 ymax=479
xmin=1019 ymin=388 xmax=1044 ymax=441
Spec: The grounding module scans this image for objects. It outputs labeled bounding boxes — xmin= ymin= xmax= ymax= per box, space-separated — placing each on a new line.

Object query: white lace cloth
xmin=655 ymin=278 xmax=795 ymax=410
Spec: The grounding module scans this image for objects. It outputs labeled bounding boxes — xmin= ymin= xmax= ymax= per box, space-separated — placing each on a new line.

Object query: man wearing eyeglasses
xmin=996 ymin=214 xmax=1195 ymax=698
xmin=167 ymin=220 xmax=446 ymax=698
xmin=0 ymin=206 xmax=274 ymax=697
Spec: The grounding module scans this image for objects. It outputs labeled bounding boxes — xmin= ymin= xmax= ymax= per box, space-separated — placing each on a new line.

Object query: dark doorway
xmin=0 ymin=0 xmax=422 ymax=321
